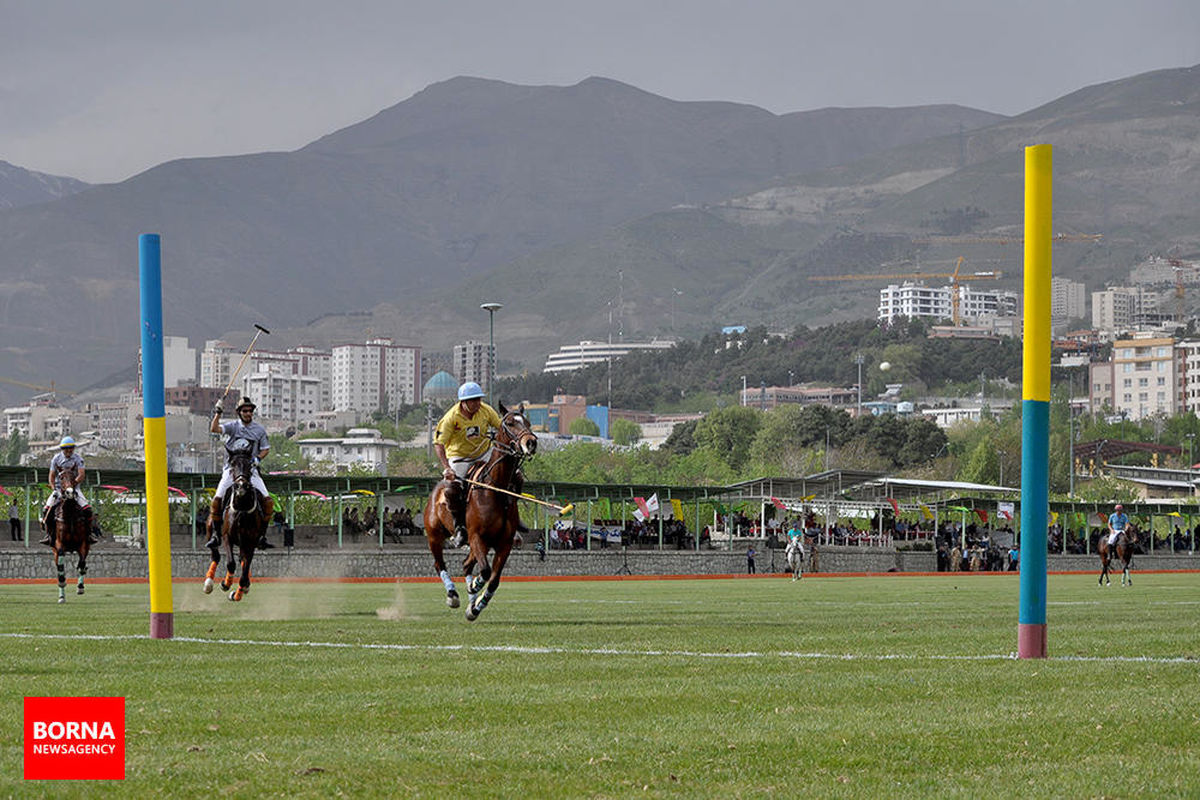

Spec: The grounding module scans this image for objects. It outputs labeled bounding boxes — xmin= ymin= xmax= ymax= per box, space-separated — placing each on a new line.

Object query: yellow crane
xmin=810 ymin=256 xmax=1002 ymax=326
xmin=911 ymin=233 xmax=1103 ymax=245
xmin=0 ymin=377 xmax=73 ymax=402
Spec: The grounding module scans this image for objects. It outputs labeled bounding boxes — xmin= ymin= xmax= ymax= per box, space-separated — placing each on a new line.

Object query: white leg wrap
xmin=439 ymin=570 xmax=455 ymax=592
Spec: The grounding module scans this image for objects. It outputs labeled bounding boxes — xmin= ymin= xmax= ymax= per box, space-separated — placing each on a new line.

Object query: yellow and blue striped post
xmin=1019 ymin=145 xmax=1052 ymax=659
xmin=140 ymin=234 xmax=174 ymax=639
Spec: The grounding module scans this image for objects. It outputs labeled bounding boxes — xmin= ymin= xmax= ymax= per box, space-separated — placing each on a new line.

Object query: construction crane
xmin=0 ymin=378 xmax=73 ymax=402
xmin=810 ymin=256 xmax=1002 ymax=326
xmin=911 ymin=233 xmax=1103 ymax=245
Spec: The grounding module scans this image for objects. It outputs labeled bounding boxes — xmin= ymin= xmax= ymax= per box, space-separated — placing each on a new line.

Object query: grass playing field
xmin=3 ymin=571 xmax=1200 ymax=798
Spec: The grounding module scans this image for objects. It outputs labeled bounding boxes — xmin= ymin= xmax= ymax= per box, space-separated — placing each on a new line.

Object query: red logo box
xmin=24 ymin=696 xmax=125 ymax=780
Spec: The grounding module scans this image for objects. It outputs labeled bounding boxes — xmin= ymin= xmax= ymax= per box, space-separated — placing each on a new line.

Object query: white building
xmin=161 ymin=336 xmax=196 ymax=388
xmin=243 ymin=364 xmax=324 ymax=424
xmin=297 ymin=428 xmax=399 ymax=474
xmin=878 ymin=283 xmax=1017 ymax=325
xmin=921 ymin=407 xmax=984 ymax=429
xmin=1050 ymin=277 xmax=1087 ymax=324
xmin=1109 ymin=334 xmax=1179 ymax=420
xmin=1091 ymin=287 xmax=1146 ymax=333
xmin=201 ymin=341 xmax=332 ymax=410
xmin=542 ymin=339 xmax=677 ymax=374
xmin=1179 ymin=339 xmax=1200 ymax=415
xmin=331 ymin=338 xmax=421 ymax=414
xmin=453 ymin=340 xmax=493 ymax=387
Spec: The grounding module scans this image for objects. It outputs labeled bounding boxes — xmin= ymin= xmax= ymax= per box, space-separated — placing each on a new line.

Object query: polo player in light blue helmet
xmin=40 ymin=436 xmax=98 ymax=545
xmin=433 ymin=381 xmax=502 ymax=548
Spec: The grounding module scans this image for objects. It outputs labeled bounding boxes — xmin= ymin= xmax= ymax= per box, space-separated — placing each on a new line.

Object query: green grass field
xmin=3 ymin=572 xmax=1200 ymax=798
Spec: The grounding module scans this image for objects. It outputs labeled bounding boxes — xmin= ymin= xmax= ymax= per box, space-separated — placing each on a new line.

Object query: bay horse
xmin=423 ymin=402 xmax=538 ymax=620
xmin=48 ymin=468 xmax=90 ymax=604
xmin=1098 ymin=525 xmax=1137 ymax=587
xmin=203 ymin=450 xmax=267 ymax=601
xmin=785 ymin=537 xmax=805 ymax=581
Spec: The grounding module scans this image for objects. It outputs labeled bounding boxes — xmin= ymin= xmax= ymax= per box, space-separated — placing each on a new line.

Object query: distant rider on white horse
xmin=785 ymin=535 xmax=805 ymax=580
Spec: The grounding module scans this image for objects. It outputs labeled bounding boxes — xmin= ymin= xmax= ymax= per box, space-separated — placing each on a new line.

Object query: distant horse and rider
xmin=40 ymin=436 xmax=98 ymax=604
xmin=785 ymin=535 xmax=805 ymax=581
xmin=203 ymin=397 xmax=272 ymax=601
xmin=1098 ymin=503 xmax=1137 ymax=587
xmin=425 ymin=384 xmax=538 ymax=621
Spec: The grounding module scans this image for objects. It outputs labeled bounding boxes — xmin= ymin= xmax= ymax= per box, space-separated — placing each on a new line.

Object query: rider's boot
xmin=38 ymin=508 xmax=53 ymax=545
xmin=83 ymin=506 xmax=99 ymax=544
xmin=204 ymin=496 xmax=223 ymax=549
xmin=258 ymin=495 xmax=275 ymax=548
xmin=448 ymin=481 xmax=468 ymax=548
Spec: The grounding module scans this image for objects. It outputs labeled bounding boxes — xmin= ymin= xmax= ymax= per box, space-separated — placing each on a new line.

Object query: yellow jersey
xmin=435 ymin=402 xmax=502 ymax=460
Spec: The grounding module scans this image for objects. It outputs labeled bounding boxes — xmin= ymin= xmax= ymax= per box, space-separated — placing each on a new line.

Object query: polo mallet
xmin=462 ymin=477 xmax=574 ymax=516
xmin=219 ymin=324 xmax=270 ymax=405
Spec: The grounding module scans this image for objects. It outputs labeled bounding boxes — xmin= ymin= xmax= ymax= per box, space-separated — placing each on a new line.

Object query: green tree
xmin=610 ymin=418 xmax=642 ymax=446
xmin=661 ymin=419 xmax=698 ymax=456
xmin=568 ymin=417 xmax=601 ymax=437
xmin=693 ymin=405 xmax=761 ymax=471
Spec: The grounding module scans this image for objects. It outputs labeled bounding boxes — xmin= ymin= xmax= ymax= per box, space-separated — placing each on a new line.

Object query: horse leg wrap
xmin=439 ymin=569 xmax=455 ymax=592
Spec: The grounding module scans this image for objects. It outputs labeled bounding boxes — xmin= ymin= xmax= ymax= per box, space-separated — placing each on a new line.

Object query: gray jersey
xmin=220 ymin=419 xmax=269 ymax=464
xmin=49 ymin=452 xmax=85 ymax=488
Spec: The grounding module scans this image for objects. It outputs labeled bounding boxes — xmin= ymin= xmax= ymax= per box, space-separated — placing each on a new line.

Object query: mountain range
xmin=0 ymin=66 xmax=1197 ymax=406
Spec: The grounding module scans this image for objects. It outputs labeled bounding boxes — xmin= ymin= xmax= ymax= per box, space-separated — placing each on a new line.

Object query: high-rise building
xmin=453 ymin=340 xmax=492 ymax=387
xmin=244 ymin=364 xmax=324 ymax=424
xmin=200 ymin=340 xmax=332 ymax=412
xmin=1109 ymin=334 xmax=1179 ymax=419
xmin=1091 ymin=287 xmax=1145 ymax=333
xmin=331 ymin=338 xmax=421 ymax=414
xmin=1050 ymin=277 xmax=1087 ymax=324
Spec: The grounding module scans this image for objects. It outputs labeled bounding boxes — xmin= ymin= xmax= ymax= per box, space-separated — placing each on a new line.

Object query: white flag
xmin=646 ymin=493 xmax=660 ymax=514
xmin=632 ymin=508 xmax=646 ymax=522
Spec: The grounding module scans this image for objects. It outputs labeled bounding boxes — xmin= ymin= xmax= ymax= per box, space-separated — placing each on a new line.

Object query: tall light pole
xmin=741 ymin=375 xmax=747 ymax=407
xmin=854 ymin=352 xmax=865 ymax=417
xmin=998 ymin=449 xmax=1006 ymax=487
xmin=1188 ymin=433 xmax=1196 ymax=470
xmin=671 ymin=288 xmax=683 ymax=332
xmin=480 ymin=302 xmax=502 ymax=404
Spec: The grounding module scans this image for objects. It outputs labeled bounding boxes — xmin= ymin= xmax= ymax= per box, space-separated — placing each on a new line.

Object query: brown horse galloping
xmin=1099 ymin=525 xmax=1137 ymax=587
xmin=48 ymin=474 xmax=91 ymax=604
xmin=423 ymin=403 xmax=538 ymax=620
xmin=204 ymin=451 xmax=268 ymax=601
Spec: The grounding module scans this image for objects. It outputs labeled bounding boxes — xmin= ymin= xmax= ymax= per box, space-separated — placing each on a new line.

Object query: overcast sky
xmin=2 ymin=0 xmax=1198 ymax=184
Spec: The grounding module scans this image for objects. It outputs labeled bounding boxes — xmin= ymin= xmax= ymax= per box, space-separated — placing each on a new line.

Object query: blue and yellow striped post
xmin=1019 ymin=145 xmax=1052 ymax=659
xmin=139 ymin=234 xmax=174 ymax=639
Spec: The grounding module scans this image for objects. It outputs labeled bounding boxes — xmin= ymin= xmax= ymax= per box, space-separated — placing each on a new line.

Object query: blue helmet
xmin=457 ymin=381 xmax=485 ymax=401
xmin=59 ymin=436 xmax=76 ymax=449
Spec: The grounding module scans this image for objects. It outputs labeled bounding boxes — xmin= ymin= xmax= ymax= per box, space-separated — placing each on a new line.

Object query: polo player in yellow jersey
xmin=434 ymin=381 xmax=503 ymax=548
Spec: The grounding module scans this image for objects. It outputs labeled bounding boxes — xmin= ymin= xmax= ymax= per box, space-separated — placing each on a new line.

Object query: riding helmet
xmin=236 ymin=397 xmax=257 ymax=411
xmin=457 ymin=382 xmax=485 ymax=401
xmin=59 ymin=435 xmax=76 ymax=449
xmin=1115 ymin=504 xmax=1123 ymax=510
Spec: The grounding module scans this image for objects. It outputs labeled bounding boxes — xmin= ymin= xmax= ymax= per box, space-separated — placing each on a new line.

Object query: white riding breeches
xmin=449 ymin=452 xmax=488 ymax=480
xmin=1108 ymin=531 xmax=1122 ymax=546
xmin=44 ymin=489 xmax=89 ymax=509
xmin=215 ymin=466 xmax=269 ymax=500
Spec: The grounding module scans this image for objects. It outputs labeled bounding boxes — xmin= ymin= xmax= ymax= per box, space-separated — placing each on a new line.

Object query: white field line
xmin=2 ymin=632 xmax=1197 ymax=664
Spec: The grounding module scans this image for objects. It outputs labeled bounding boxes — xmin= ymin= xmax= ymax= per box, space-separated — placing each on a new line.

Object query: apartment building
xmin=1108 ymin=334 xmax=1179 ymax=419
xmin=331 ymin=338 xmax=421 ymax=414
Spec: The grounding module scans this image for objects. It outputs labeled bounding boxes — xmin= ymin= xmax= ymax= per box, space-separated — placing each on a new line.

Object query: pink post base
xmin=1018 ymin=623 xmax=1046 ymax=659
xmin=150 ymin=612 xmax=174 ymax=640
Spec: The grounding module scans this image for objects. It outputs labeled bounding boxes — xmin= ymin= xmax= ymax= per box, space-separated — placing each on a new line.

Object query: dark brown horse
xmin=1099 ymin=525 xmax=1137 ymax=587
xmin=48 ymin=468 xmax=90 ymax=604
xmin=203 ymin=451 xmax=268 ymax=601
xmin=423 ymin=403 xmax=538 ymax=620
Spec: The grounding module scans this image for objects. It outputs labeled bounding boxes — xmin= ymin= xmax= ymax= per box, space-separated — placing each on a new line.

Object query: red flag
xmin=973 ymin=508 xmax=989 ymax=523
xmin=998 ymin=509 xmax=1012 ymax=520
xmin=886 ymin=498 xmax=900 ymax=514
xmin=770 ymin=496 xmax=786 ymax=510
xmin=634 ymin=496 xmax=651 ymax=518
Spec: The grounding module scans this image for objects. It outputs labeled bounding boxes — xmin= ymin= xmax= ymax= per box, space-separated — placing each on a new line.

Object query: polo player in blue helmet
xmin=433 ymin=381 xmax=502 ymax=548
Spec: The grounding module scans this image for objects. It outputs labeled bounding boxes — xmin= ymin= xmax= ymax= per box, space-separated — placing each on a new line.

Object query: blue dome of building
xmin=423 ymin=370 xmax=459 ymax=402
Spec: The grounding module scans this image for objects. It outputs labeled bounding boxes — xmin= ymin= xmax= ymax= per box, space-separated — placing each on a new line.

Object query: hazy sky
xmin=3 ymin=0 xmax=1198 ymax=183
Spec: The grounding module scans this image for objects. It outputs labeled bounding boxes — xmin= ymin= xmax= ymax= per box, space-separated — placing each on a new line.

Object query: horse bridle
xmin=476 ymin=412 xmax=536 ymax=491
